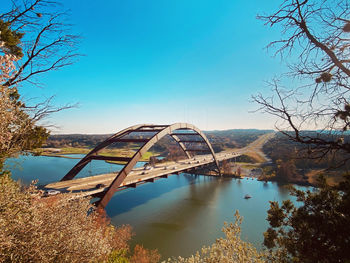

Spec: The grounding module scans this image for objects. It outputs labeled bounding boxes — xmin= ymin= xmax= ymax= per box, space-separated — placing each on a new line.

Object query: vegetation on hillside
xmin=0 ymin=174 xmax=160 ymax=263
xmin=259 ymin=132 xmax=350 ymax=185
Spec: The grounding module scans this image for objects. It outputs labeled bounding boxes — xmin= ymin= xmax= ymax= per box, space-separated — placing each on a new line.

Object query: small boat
xmin=244 ymin=194 xmax=252 ymax=199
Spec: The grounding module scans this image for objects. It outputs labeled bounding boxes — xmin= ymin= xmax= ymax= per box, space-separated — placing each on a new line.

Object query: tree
xmin=275 ymin=159 xmax=297 ymax=182
xmin=236 ymin=165 xmax=242 ymax=177
xmin=0 ymin=0 xmax=78 ymax=168
xmin=254 ymin=0 xmax=350 ymax=262
xmin=221 ymin=159 xmax=232 ymax=174
xmin=264 ymin=176 xmax=350 ymax=263
xmin=253 ymin=0 xmax=350 ymax=164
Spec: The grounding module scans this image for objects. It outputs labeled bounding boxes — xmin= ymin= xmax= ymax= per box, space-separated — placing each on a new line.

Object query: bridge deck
xmin=44 ymin=133 xmax=275 ymax=199
xmin=44 ymin=151 xmax=240 ymax=198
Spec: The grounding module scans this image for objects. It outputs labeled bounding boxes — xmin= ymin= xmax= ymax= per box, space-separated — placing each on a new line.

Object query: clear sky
xmin=19 ymin=0 xmax=286 ymax=134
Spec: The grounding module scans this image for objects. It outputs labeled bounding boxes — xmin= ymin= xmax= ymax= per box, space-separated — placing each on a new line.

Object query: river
xmin=6 ymin=154 xmax=306 ymax=259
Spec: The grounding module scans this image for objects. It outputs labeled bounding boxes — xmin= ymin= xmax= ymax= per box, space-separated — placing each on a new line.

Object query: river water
xmin=6 ymin=154 xmax=306 ymax=259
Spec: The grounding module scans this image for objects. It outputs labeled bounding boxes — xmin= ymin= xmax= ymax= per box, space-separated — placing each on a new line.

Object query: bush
xmin=0 ymin=174 xmax=160 ymax=263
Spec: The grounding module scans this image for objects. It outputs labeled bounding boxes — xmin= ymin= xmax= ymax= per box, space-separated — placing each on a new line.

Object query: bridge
xmin=44 ymin=123 xmax=273 ymax=209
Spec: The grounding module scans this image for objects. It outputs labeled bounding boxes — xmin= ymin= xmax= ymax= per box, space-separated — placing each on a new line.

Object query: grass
xmin=37 ymin=147 xmax=90 ymax=155
xmin=244 ymin=151 xmax=267 ymax=163
xmin=240 ymin=164 xmax=260 ymax=169
xmin=59 ymin=147 xmax=91 ymax=154
xmin=38 ymin=147 xmax=158 ymax=162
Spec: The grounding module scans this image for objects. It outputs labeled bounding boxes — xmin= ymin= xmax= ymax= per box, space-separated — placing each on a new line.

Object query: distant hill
xmin=45 ymin=129 xmax=274 ymax=153
xmin=205 ymin=129 xmax=274 ymax=134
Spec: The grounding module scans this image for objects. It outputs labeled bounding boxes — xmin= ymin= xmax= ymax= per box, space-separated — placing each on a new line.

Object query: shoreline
xmin=40 ymin=154 xmax=82 ymax=159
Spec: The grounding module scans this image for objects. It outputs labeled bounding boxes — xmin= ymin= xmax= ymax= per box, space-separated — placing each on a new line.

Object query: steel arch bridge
xmin=60 ymin=123 xmax=221 ymax=209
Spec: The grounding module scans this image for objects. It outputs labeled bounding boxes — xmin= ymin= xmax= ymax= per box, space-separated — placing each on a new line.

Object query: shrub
xmin=0 ymin=174 xmax=132 ymax=262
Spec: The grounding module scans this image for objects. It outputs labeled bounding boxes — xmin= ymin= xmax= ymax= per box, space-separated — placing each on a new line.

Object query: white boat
xmin=46 ymin=189 xmax=61 ymax=196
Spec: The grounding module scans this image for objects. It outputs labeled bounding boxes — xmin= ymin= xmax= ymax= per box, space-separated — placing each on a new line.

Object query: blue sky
xmin=19 ymin=0 xmax=285 ymax=133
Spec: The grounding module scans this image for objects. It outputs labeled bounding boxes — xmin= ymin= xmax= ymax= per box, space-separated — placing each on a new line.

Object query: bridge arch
xmin=61 ymin=123 xmax=220 ymax=209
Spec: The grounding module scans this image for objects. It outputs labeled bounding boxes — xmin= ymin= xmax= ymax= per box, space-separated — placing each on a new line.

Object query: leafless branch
xmin=255 ymin=0 xmax=350 ymax=167
xmin=1 ymin=0 xmax=81 ymax=88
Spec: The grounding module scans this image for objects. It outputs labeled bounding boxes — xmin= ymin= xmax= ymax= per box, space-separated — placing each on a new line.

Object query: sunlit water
xmin=6 ymin=155 xmax=307 ymax=259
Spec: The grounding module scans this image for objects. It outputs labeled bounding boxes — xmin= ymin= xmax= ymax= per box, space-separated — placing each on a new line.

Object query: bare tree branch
xmin=254 ymin=0 xmax=350 ymax=167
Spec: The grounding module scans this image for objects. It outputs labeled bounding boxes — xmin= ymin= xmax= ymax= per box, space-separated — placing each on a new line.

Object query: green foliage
xmin=0 ymin=19 xmax=24 ymax=58
xmin=106 ymin=250 xmax=130 ymax=263
xmin=264 ymin=175 xmax=350 ymax=263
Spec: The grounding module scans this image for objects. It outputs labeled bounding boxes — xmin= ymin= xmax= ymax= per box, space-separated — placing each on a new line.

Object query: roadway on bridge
xmin=44 ymin=133 xmax=274 ymax=198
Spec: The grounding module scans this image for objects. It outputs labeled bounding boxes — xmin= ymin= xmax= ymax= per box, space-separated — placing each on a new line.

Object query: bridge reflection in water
xmin=45 ymin=123 xmax=245 ymax=209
